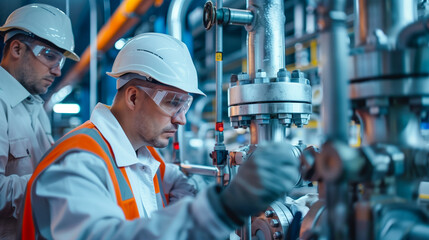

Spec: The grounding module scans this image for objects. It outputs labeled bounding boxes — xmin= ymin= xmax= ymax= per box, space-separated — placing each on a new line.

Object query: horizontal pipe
xmin=180 ymin=163 xmax=219 ymax=176
xmin=408 ymin=223 xmax=429 ymax=240
xmin=46 ymin=0 xmax=156 ymax=109
xmin=218 ymin=8 xmax=254 ymax=26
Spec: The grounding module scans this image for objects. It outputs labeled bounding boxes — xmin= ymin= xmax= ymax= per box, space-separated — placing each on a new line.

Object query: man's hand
xmin=208 ymin=142 xmax=300 ymax=226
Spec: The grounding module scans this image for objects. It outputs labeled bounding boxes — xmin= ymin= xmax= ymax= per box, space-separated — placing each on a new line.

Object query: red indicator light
xmin=216 ymin=122 xmax=224 ymax=132
xmin=173 ymin=142 xmax=180 ymax=150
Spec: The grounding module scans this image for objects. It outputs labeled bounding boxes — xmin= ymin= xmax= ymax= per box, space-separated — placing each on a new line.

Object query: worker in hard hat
xmin=0 ymin=4 xmax=79 ymax=239
xmin=20 ymin=33 xmax=300 ymax=239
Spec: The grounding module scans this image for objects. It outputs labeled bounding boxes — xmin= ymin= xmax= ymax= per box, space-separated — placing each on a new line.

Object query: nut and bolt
xmin=276 ymin=68 xmax=290 ymax=82
xmin=270 ymin=219 xmax=280 ymax=227
xmin=265 ymin=210 xmax=274 ymax=218
xmin=238 ymin=72 xmax=251 ymax=85
xmin=291 ymin=69 xmax=310 ymax=84
xmin=230 ymin=74 xmax=238 ymax=87
xmin=255 ymin=69 xmax=269 ymax=84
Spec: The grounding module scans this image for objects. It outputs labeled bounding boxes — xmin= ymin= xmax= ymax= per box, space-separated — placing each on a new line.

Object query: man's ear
xmin=8 ymin=40 xmax=25 ymax=59
xmin=124 ymin=86 xmax=138 ymax=111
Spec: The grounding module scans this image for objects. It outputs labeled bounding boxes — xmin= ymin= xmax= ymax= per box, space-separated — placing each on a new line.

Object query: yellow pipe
xmin=50 ymin=0 xmax=157 ymax=100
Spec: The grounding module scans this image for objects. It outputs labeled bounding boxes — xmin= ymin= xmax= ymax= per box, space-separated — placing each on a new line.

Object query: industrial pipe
xmin=217 ymin=8 xmax=253 ymax=26
xmin=167 ymin=0 xmax=193 ymax=41
xmin=213 ymin=0 xmax=227 ymax=186
xmin=180 ymin=163 xmax=219 ymax=176
xmin=397 ymin=16 xmax=429 ymax=48
xmin=167 ymin=0 xmax=193 ymax=165
xmin=318 ymin=0 xmax=349 ymax=142
xmin=247 ymin=0 xmax=285 ymax=79
xmin=317 ymin=1 xmax=349 ymax=240
xmin=89 ymin=0 xmax=98 ymax=112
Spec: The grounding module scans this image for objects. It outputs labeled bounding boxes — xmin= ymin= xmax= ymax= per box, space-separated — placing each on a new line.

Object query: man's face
xmin=15 ymin=40 xmax=62 ymax=95
xmin=133 ymin=82 xmax=188 ymax=148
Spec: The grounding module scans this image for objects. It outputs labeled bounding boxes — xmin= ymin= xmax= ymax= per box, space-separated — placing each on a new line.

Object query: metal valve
xmin=203 ymin=1 xmax=216 ymax=30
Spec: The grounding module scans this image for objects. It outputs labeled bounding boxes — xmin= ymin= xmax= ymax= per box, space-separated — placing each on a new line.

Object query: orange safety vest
xmin=21 ymin=121 xmax=168 ymax=239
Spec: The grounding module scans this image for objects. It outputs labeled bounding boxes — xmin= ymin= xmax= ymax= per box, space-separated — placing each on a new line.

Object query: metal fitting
xmin=255 ymin=114 xmax=270 ymax=125
xmin=265 ymin=210 xmax=275 ymax=218
xmin=293 ymin=113 xmax=311 ymax=127
xmin=254 ymin=69 xmax=269 ymax=84
xmin=237 ymin=72 xmax=251 ymax=85
xmin=276 ymin=68 xmax=291 ymax=82
xmin=270 ymin=219 xmax=280 ymax=227
xmin=291 ymin=69 xmax=310 ymax=85
xmin=229 ymin=149 xmax=248 ymax=166
xmin=230 ymin=74 xmax=238 ymax=87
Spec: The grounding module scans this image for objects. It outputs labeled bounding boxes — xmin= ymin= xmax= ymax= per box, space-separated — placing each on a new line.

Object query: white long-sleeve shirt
xmin=0 ymin=66 xmax=53 ymax=240
xmin=31 ymin=103 xmax=232 ymax=239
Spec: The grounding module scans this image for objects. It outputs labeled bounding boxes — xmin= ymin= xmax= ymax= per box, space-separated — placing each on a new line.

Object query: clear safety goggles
xmin=137 ymin=85 xmax=193 ymax=118
xmin=22 ymin=42 xmax=66 ymax=69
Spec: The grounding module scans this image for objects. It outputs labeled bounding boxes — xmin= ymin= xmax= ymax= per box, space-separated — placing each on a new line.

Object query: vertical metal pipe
xmin=250 ymin=120 xmax=287 ymax=145
xmin=354 ymin=0 xmax=368 ymax=47
xmin=167 ymin=0 xmax=193 ymax=164
xmin=319 ymin=0 xmax=349 ymax=142
xmin=247 ymin=0 xmax=285 ymax=79
xmin=216 ymin=1 xmax=224 ymax=132
xmin=66 ymin=0 xmax=70 ymax=16
xmin=318 ymin=1 xmax=349 ymax=239
xmin=89 ymin=0 xmax=98 ymax=112
xmin=214 ymin=0 xmax=225 ymax=186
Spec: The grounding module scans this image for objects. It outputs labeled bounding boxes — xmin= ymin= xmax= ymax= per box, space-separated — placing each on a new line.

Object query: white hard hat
xmin=107 ymin=33 xmax=205 ymax=96
xmin=0 ymin=3 xmax=79 ymax=61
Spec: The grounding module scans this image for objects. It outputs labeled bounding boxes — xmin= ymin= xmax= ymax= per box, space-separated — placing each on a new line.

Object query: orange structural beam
xmin=50 ymin=0 xmax=157 ymax=99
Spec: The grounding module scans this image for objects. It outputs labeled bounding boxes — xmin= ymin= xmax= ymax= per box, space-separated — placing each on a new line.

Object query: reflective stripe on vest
xmin=21 ymin=121 xmax=167 ymax=239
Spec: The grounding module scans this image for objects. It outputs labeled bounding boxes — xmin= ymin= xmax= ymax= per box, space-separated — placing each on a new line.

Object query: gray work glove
xmin=207 ymin=142 xmax=300 ymax=226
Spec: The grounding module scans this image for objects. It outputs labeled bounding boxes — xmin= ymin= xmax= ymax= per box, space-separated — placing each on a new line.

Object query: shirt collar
xmin=0 ymin=66 xmax=33 ymax=108
xmin=90 ymin=103 xmax=159 ymax=169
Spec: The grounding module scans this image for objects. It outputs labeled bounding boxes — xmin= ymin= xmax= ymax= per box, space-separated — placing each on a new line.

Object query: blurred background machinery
xmin=2 ymin=0 xmax=429 ymax=239
xmin=300 ymin=0 xmax=429 ymax=240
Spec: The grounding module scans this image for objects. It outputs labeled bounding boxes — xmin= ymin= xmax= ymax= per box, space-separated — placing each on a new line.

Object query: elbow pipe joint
xmin=397 ymin=17 xmax=429 ymax=49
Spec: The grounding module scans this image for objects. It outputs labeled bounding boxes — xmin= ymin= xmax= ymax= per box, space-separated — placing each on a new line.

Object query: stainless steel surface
xmin=353 ymin=0 xmax=417 ymax=49
xmin=167 ymin=0 xmax=193 ymax=41
xmin=250 ymin=119 xmax=287 ymax=144
xmin=318 ymin=0 xmax=349 ymax=142
xmin=179 ymin=163 xmax=219 ymax=176
xmin=228 ymin=82 xmax=312 ymax=106
xmin=397 ymin=16 xmax=429 ymax=48
xmin=228 ymin=69 xmax=312 ymax=130
xmin=229 ymin=103 xmax=312 ymax=121
xmin=356 ymin=106 xmax=424 ymax=147
xmin=350 ymin=49 xmax=429 ymax=80
xmin=222 ymin=8 xmax=254 ymax=26
xmin=247 ymin=0 xmax=285 ymax=79
xmin=350 ymin=77 xmax=429 ymax=100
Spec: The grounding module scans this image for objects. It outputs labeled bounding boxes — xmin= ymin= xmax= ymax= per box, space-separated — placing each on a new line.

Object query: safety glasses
xmin=22 ymin=42 xmax=66 ymax=70
xmin=137 ymin=85 xmax=193 ymax=118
